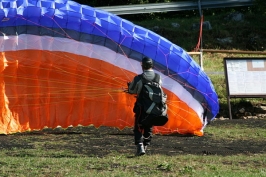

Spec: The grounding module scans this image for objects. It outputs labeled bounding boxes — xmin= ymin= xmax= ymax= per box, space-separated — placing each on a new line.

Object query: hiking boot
xmin=136 ymin=143 xmax=145 ymax=156
xmin=144 ymin=145 xmax=148 ymax=151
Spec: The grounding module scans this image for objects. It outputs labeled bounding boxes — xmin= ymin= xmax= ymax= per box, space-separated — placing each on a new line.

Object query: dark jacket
xmin=128 ymin=69 xmax=162 ymax=97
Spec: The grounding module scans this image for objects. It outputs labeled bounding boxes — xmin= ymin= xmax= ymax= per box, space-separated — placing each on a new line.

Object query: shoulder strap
xmin=153 ymin=73 xmax=160 ymax=83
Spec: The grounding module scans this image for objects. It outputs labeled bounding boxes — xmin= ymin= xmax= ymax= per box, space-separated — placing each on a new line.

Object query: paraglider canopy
xmin=0 ymin=0 xmax=219 ymax=136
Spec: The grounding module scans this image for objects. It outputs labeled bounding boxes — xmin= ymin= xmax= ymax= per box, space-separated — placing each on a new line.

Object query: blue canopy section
xmin=0 ymin=0 xmax=219 ymax=120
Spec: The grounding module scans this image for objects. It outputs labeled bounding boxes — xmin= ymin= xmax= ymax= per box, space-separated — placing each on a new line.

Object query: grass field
xmin=0 ymin=119 xmax=265 ymax=177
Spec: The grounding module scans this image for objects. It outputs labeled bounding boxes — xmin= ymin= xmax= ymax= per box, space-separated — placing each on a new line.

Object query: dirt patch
xmin=0 ymin=119 xmax=265 ymax=158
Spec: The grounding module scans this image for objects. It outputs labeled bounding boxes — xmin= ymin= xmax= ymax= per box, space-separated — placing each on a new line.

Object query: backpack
xmin=139 ymin=73 xmax=168 ymax=126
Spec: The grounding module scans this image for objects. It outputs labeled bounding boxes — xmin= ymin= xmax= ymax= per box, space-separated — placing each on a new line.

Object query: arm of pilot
xmin=128 ymin=75 xmax=142 ymax=95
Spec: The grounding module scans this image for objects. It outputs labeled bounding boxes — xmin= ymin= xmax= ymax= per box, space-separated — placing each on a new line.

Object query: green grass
xmin=0 ymin=122 xmax=265 ymax=177
xmin=1 ymin=155 xmax=265 ymax=177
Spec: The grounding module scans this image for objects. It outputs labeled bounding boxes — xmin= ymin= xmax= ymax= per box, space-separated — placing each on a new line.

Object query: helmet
xmin=141 ymin=57 xmax=153 ymax=70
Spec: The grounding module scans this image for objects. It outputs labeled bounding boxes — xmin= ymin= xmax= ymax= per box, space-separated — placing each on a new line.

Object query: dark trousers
xmin=133 ymin=104 xmax=153 ymax=146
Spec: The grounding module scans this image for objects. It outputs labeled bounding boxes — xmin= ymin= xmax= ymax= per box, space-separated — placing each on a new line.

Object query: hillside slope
xmin=128 ymin=7 xmax=266 ymax=52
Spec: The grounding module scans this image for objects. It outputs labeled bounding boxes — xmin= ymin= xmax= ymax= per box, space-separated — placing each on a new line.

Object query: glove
xmin=127 ymin=82 xmax=131 ymax=91
xmin=123 ymin=90 xmax=129 ymax=93
xmin=124 ymin=82 xmax=131 ymax=94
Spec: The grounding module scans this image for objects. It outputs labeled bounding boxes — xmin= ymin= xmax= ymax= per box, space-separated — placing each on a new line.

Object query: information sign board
xmin=224 ymin=58 xmax=266 ymax=119
xmin=224 ymin=58 xmax=266 ymax=96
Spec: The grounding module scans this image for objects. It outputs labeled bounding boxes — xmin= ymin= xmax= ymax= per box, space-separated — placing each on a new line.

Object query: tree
xmin=254 ymin=0 xmax=266 ymax=14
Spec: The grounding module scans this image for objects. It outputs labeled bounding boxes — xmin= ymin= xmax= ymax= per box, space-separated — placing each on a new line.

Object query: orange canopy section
xmin=0 ymin=50 xmax=135 ymax=133
xmin=0 ymin=50 xmax=203 ymax=135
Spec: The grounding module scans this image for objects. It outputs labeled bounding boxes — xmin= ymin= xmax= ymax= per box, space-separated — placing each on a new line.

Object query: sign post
xmin=224 ymin=58 xmax=266 ymax=119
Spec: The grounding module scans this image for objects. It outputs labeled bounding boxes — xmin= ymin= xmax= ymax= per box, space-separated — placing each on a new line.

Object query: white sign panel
xmin=224 ymin=58 xmax=266 ymax=96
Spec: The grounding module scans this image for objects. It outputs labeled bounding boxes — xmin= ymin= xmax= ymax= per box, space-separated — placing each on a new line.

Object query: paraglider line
xmin=108 ymin=92 xmax=115 ymax=102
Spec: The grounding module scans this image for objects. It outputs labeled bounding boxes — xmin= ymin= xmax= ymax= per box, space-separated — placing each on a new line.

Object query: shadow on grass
xmin=0 ymin=119 xmax=265 ymax=157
